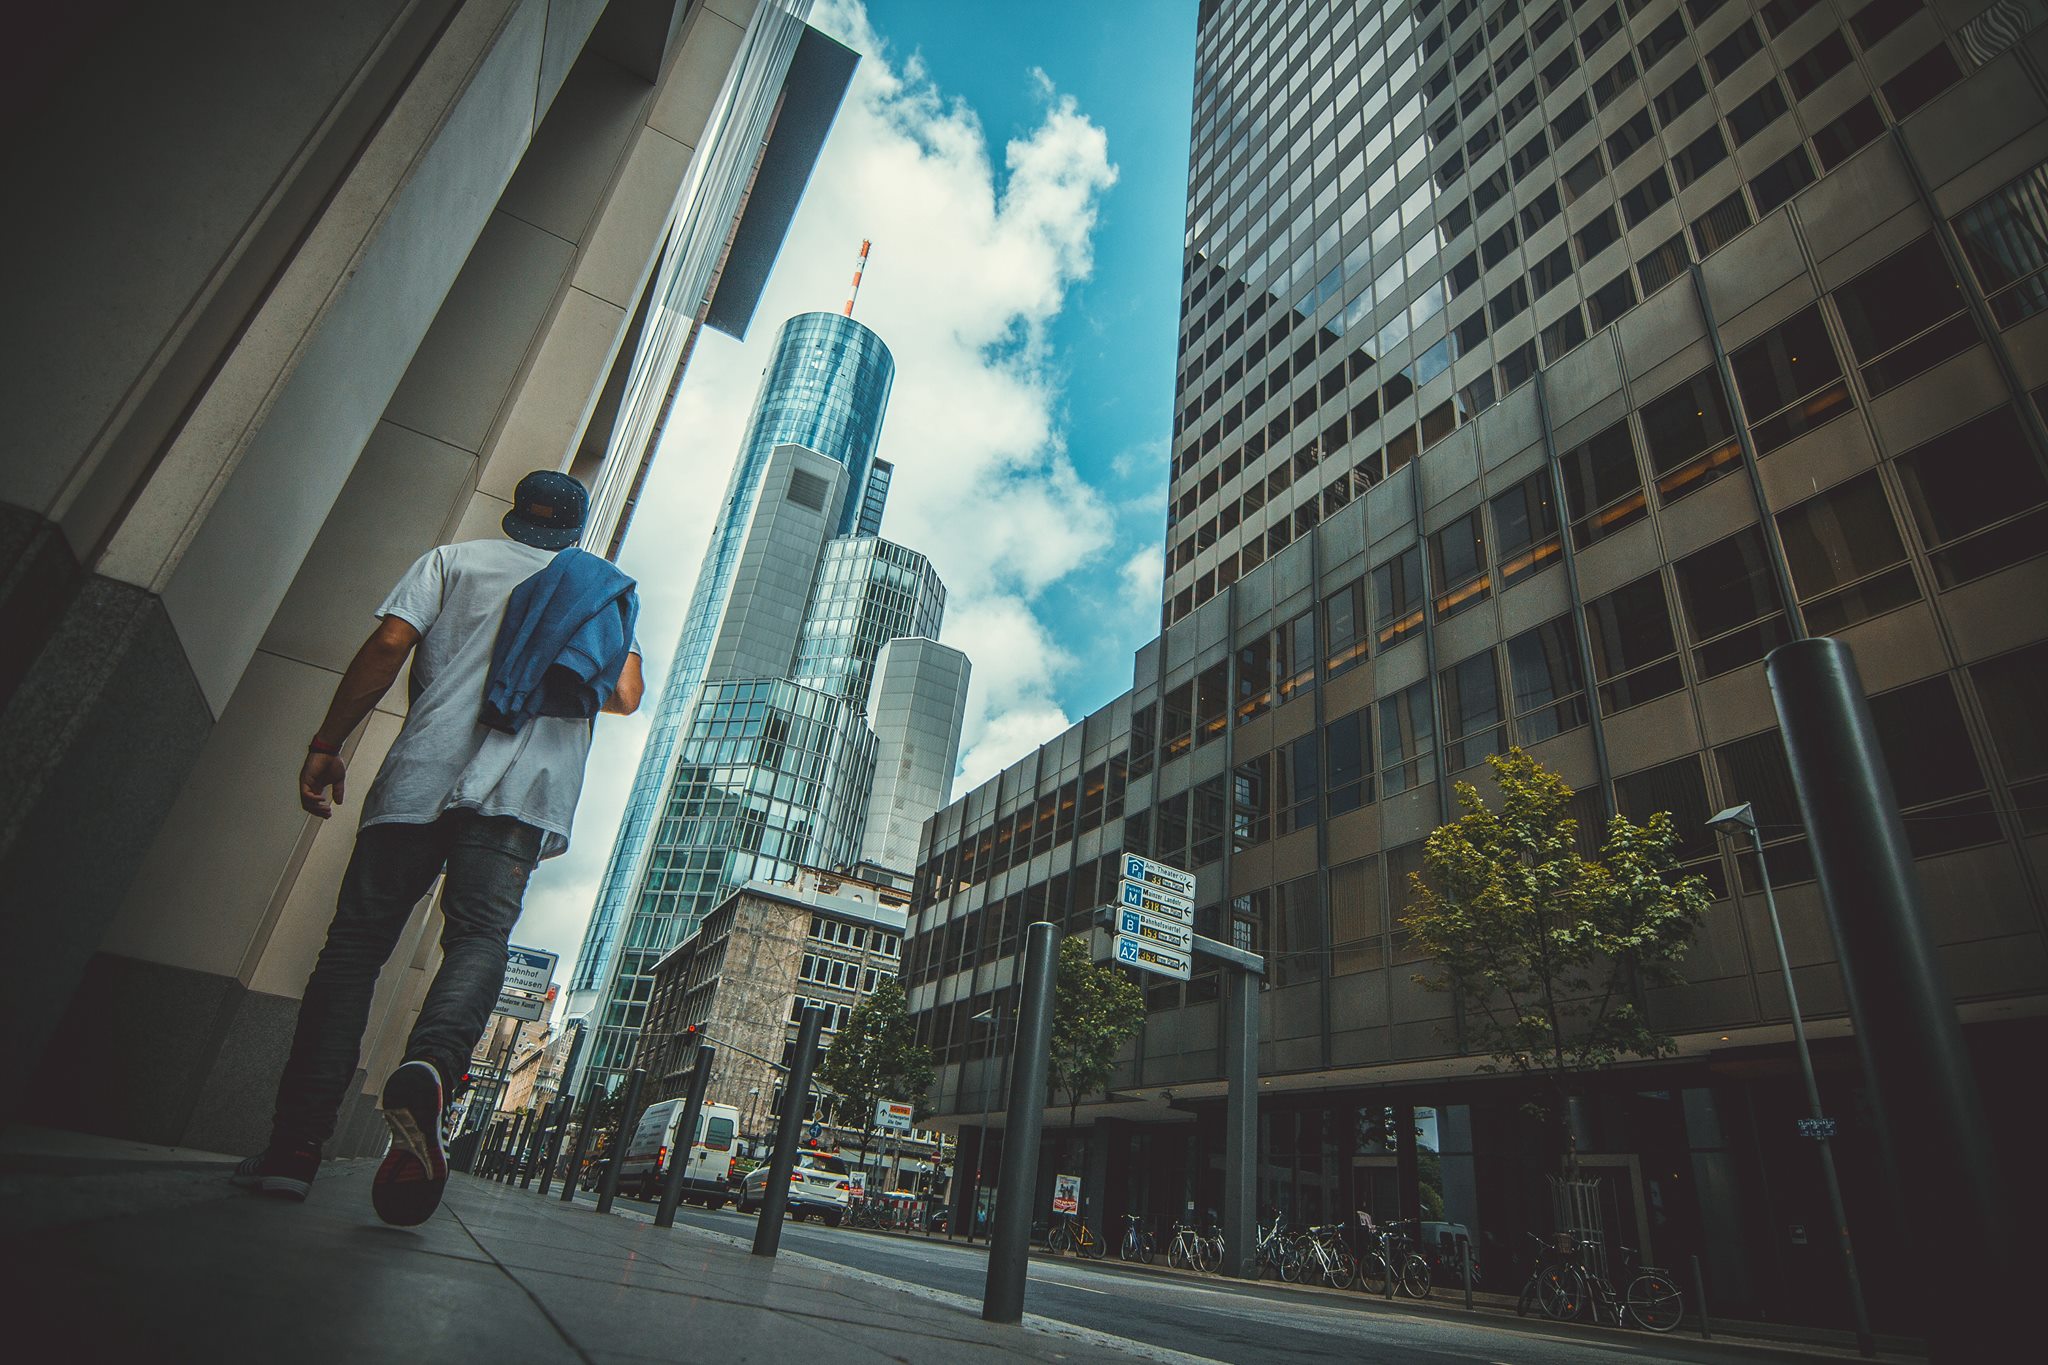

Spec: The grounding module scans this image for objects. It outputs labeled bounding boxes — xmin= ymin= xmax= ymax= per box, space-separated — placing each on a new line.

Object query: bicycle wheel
xmin=1515 ymin=1273 xmax=1540 ymax=1317
xmin=1399 ymin=1255 xmax=1433 ymax=1299
xmin=1626 ymin=1273 xmax=1684 ymax=1332
xmin=1279 ymin=1241 xmax=1305 ymax=1283
xmin=1537 ymin=1267 xmax=1585 ymax=1322
xmin=1324 ymin=1251 xmax=1356 ymax=1291
xmin=1141 ymin=1232 xmax=1156 ymax=1265
xmin=1120 ymin=1229 xmax=1137 ymax=1262
xmin=1358 ymin=1251 xmax=1390 ymax=1295
xmin=1200 ymin=1237 xmax=1223 ymax=1273
xmin=1048 ymin=1223 xmax=1072 ymax=1255
xmin=1168 ymin=1237 xmax=1193 ymax=1271
xmin=1082 ymin=1226 xmax=1108 ymax=1260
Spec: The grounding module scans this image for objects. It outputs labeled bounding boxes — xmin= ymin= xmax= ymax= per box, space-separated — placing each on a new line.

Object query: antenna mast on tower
xmin=842 ymin=238 xmax=871 ymax=316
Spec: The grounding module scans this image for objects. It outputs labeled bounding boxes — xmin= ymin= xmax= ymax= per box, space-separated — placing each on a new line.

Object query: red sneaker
xmin=230 ymin=1141 xmax=321 ymax=1201
xmin=372 ymin=1060 xmax=447 ymax=1227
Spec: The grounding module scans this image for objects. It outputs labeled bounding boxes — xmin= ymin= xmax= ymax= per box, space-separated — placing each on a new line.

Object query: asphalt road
xmin=609 ymin=1195 xmax=1800 ymax=1365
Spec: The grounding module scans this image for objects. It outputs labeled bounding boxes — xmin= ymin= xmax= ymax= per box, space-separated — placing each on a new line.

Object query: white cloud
xmin=515 ymin=1 xmax=1124 ymax=966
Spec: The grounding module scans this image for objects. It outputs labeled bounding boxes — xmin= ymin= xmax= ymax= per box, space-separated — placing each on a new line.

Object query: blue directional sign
xmin=1118 ymin=877 xmax=1194 ymax=924
xmin=1116 ymin=906 xmax=1195 ymax=952
xmin=1122 ymin=853 xmax=1196 ymax=900
xmin=1114 ymin=933 xmax=1192 ymax=981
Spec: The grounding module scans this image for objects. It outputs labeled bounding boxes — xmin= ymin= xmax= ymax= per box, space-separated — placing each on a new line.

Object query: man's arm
xmin=299 ymin=616 xmax=422 ymax=818
xmin=602 ymin=651 xmax=644 ymax=716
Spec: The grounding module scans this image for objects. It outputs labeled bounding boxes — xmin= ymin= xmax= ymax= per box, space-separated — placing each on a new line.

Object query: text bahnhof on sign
xmin=1112 ymin=854 xmax=1194 ymax=981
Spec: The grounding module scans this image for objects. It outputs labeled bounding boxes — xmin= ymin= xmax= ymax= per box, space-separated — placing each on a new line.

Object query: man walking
xmin=233 ymin=471 xmax=642 ymax=1227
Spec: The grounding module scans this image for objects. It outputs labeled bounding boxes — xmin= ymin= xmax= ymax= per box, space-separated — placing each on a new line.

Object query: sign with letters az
xmin=1114 ymin=933 xmax=1192 ymax=981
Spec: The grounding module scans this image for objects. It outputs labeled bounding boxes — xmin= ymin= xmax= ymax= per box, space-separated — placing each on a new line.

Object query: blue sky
xmin=522 ymin=1 xmax=1195 ymax=970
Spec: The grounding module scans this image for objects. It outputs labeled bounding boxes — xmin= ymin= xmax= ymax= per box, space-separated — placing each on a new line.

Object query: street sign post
xmin=874 ymin=1099 xmax=914 ymax=1134
xmin=1113 ymin=934 xmax=1192 ymax=980
xmin=1121 ymin=853 xmax=1196 ymax=900
xmin=1115 ymin=906 xmax=1194 ymax=952
xmin=1117 ymin=877 xmax=1194 ymax=923
xmin=495 ymin=944 xmax=559 ymax=1022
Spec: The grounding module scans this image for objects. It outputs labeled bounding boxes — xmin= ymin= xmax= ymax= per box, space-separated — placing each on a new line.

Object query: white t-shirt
xmin=358 ymin=538 xmax=638 ymax=859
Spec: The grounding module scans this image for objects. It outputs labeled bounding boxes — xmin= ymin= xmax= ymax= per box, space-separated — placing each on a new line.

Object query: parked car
xmin=737 ymin=1149 xmax=853 ymax=1226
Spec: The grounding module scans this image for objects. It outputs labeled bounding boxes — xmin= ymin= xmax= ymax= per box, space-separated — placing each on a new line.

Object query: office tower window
xmin=1692 ymin=190 xmax=1753 ymax=255
xmin=1775 ymin=470 xmax=1921 ymax=631
xmin=1440 ymin=650 xmax=1507 ymax=772
xmin=1491 ymin=470 xmax=1561 ymax=589
xmin=1430 ymin=509 xmax=1492 ymax=619
xmin=1971 ymin=641 xmax=2048 ymax=834
xmin=1559 ymin=419 xmax=1647 ymax=547
xmin=1129 ymin=702 xmax=1156 ymax=779
xmin=1751 ymin=144 xmax=1817 ymax=213
xmin=1327 ymin=707 xmax=1374 ymax=815
xmin=1607 ymin=109 xmax=1656 ymax=165
xmin=1324 ymin=578 xmax=1369 ymax=676
xmin=1233 ymin=753 xmax=1271 ymax=850
xmin=1869 ymin=677 xmax=2003 ymax=856
xmin=1727 ymin=80 xmax=1789 ymax=146
xmin=1490 ymin=277 xmax=1532 ymax=326
xmin=1197 ymin=659 xmax=1229 ymax=748
xmin=1730 ymin=304 xmax=1851 ymax=453
xmin=1882 ymin=44 xmax=1962 ymax=118
xmin=1563 ymin=148 xmax=1606 ymax=202
xmin=1714 ymin=728 xmax=1814 ymax=890
xmin=1708 ymin=20 xmax=1765 ymax=80
xmin=1813 ymin=97 xmax=1885 ymax=169
xmin=1616 ymin=755 xmax=1724 ymax=891
xmin=1278 ymin=607 xmax=1317 ymax=702
xmin=1851 ymin=0 xmax=1921 ymax=46
xmin=1893 ymin=406 xmax=2048 ymax=585
xmin=1672 ymin=126 xmax=1728 ymax=189
xmin=1275 ymin=734 xmax=1320 ymax=835
xmin=1553 ymin=94 xmax=1593 ymax=142
xmin=1330 ymin=856 xmax=1386 ymax=976
xmin=1484 ymin=218 xmax=1521 ymax=268
xmin=1507 ymin=614 xmax=1591 ymax=742
xmin=1638 ymin=231 xmax=1692 ymax=294
xmin=1266 ymin=876 xmax=1325 ymax=989
xmin=1673 ymin=527 xmax=1794 ymax=677
xmin=1585 ymin=573 xmax=1684 ymax=712
xmin=1236 ymin=632 xmax=1273 ymax=722
xmin=1833 ymin=236 xmax=1978 ymax=395
xmin=1157 ymin=791 xmax=1189 ymax=865
xmin=1761 ymin=0 xmax=1821 ymax=35
xmin=1586 ymin=272 xmax=1638 ymax=329
xmin=1379 ymin=679 xmax=1438 ymax=795
xmin=1654 ymin=66 xmax=1709 ymax=125
xmin=1787 ymin=31 xmax=1853 ymax=99
xmin=1522 ymin=185 xmax=1564 ymax=234
xmin=1593 ymin=52 xmax=1641 ymax=108
xmin=1582 ymin=5 xmax=1626 ymax=58
xmin=1193 ymin=776 xmax=1227 ymax=866
xmin=1542 ymin=307 xmax=1589 ymax=362
xmin=1641 ymin=12 xmax=1689 ymax=69
xmin=1640 ymin=367 xmax=1741 ymax=503
xmin=1952 ymin=160 xmax=2048 ymax=326
xmin=1576 ymin=207 xmax=1622 ymax=263
xmin=1163 ymin=681 xmax=1194 ymax=761
xmin=1622 ymin=166 xmax=1674 ymax=227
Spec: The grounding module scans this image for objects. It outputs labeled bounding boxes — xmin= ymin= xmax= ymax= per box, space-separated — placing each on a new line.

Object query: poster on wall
xmin=1052 ymin=1173 xmax=1081 ymax=1215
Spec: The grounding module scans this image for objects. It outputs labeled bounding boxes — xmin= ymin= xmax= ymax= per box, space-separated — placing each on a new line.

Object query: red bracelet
xmin=308 ymin=737 xmax=343 ymax=756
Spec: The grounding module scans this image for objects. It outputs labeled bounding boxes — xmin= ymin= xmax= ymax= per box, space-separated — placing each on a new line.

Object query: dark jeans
xmin=271 ymin=810 xmax=542 ymax=1145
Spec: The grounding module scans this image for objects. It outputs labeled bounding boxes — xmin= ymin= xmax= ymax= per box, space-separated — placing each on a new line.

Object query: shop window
xmin=1558 ymin=419 xmax=1647 ymax=547
xmin=1275 ymin=734 xmax=1320 ymax=835
xmin=1729 ymin=304 xmax=1851 ymax=453
xmin=1786 ymin=31 xmax=1852 ymax=99
xmin=1812 ymin=97 xmax=1884 ymax=170
xmin=1584 ymin=573 xmax=1684 ymax=713
xmin=1327 ymin=707 xmax=1374 ymax=815
xmin=1707 ymin=20 xmax=1764 ymax=80
xmin=1881 ymin=44 xmax=1961 ymax=119
xmin=1162 ymin=682 xmax=1193 ymax=761
xmin=1542 ymin=307 xmax=1588 ymax=362
xmin=1672 ymin=527 xmax=1794 ymax=677
xmin=1277 ymin=607 xmax=1317 ymax=702
xmin=1196 ymin=659 xmax=1230 ymax=748
xmin=1616 ymin=754 xmax=1725 ymax=891
xmin=1439 ymin=650 xmax=1507 ymax=771
xmin=1833 ymin=236 xmax=1978 ymax=396
xmin=1330 ymin=857 xmax=1387 ymax=976
xmin=1775 ymin=470 xmax=1921 ymax=632
xmin=1233 ymin=753 xmax=1271 ymax=850
xmin=1893 ymin=406 xmax=2048 ymax=586
xmin=1639 ymin=232 xmax=1692 ymax=296
xmin=1869 ymin=676 xmax=2004 ymax=856
xmin=1324 ymin=577 xmax=1369 ymax=676
xmin=1430 ymin=509 xmax=1492 ymax=619
xmin=1507 ymin=614 xmax=1591 ymax=742
xmin=1727 ymin=80 xmax=1788 ymax=146
xmin=1691 ymin=190 xmax=1752 ymax=256
xmin=1951 ymin=161 xmax=2048 ymax=327
xmin=1750 ymin=145 xmax=1816 ymax=214
xmin=1236 ymin=632 xmax=1273 ymax=722
xmin=1640 ymin=367 xmax=1741 ymax=503
xmin=1654 ymin=66 xmax=1708 ymax=124
xmin=1971 ymin=642 xmax=2048 ymax=834
xmin=1379 ymin=679 xmax=1439 ymax=794
xmin=1621 ymin=166 xmax=1674 ymax=227
xmin=1490 ymin=470 xmax=1561 ymax=588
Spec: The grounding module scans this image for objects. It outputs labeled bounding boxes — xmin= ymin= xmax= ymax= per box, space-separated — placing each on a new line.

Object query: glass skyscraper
xmin=906 ymin=0 xmax=2048 ymax=1336
xmin=571 ymin=312 xmax=895 ymax=1006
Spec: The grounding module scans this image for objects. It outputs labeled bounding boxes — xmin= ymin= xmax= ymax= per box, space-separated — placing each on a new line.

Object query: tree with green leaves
xmin=1399 ymin=748 xmax=1708 ymax=1172
xmin=1048 ymin=936 xmax=1147 ymax=1131
xmin=817 ymin=976 xmax=934 ymax=1177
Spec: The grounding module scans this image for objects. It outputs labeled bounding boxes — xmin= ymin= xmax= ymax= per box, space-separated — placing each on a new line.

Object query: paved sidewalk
xmin=1 ymin=1145 xmax=1184 ymax=1364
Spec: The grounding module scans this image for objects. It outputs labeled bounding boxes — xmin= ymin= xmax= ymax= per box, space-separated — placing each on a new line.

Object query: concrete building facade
xmin=5 ymin=0 xmax=853 ymax=1156
xmin=906 ymin=0 xmax=2048 ymax=1337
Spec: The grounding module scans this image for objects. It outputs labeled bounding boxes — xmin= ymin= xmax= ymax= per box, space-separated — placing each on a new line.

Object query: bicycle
xmin=1288 ymin=1225 xmax=1357 ymax=1289
xmin=1199 ymin=1224 xmax=1226 ymax=1273
xmin=1046 ymin=1213 xmax=1107 ymax=1259
xmin=1250 ymin=1220 xmax=1293 ymax=1280
xmin=1118 ymin=1213 xmax=1157 ymax=1264
xmin=1515 ymin=1233 xmax=1584 ymax=1320
xmin=1166 ymin=1221 xmax=1209 ymax=1272
xmin=1563 ymin=1238 xmax=1684 ymax=1332
xmin=1359 ymin=1226 xmax=1431 ymax=1298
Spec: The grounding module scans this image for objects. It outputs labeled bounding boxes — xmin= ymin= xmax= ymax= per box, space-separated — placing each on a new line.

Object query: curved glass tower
xmin=569 ymin=313 xmax=894 ymax=1009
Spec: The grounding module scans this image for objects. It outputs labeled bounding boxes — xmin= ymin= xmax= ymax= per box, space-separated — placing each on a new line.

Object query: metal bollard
xmin=559 ymin=1087 xmax=601 ymax=1203
xmin=596 ymin=1067 xmax=645 ymax=1215
xmin=520 ymin=1103 xmax=552 ymax=1189
xmin=1691 ymin=1254 xmax=1711 ymax=1340
xmin=656 ymin=1046 xmax=716 ymax=1230
xmin=537 ymin=1102 xmax=569 ymax=1197
xmin=498 ymin=1113 xmax=527 ymax=1183
xmin=752 ymin=1010 xmax=826 ymax=1258
xmin=1462 ymin=1241 xmax=1473 ymax=1311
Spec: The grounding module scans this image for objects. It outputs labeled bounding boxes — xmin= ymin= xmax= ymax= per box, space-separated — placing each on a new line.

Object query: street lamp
xmin=1709 ymin=802 xmax=1875 ymax=1358
xmin=969 ymin=1004 xmax=1006 ymax=1243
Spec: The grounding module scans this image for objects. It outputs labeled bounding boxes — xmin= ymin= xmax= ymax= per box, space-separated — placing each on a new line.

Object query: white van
xmin=615 ymin=1098 xmax=741 ymax=1207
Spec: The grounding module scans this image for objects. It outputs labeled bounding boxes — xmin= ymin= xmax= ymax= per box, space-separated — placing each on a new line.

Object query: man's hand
xmin=300 ymin=752 xmax=348 ymax=819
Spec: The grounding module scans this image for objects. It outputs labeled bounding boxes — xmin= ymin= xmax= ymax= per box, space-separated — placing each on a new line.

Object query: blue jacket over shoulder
xmin=481 ymin=547 xmax=639 ymax=733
